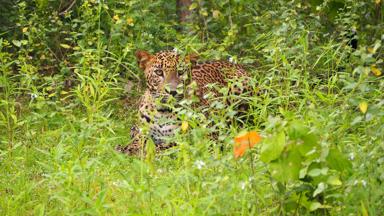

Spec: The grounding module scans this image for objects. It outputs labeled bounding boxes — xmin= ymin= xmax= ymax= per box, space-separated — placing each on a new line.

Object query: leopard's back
xmin=191 ymin=61 xmax=250 ymax=105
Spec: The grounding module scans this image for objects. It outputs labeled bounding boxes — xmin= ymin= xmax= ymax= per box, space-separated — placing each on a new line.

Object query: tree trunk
xmin=176 ymin=0 xmax=192 ymax=31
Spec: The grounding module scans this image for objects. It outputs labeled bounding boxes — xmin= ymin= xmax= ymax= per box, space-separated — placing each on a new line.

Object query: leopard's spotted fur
xmin=116 ymin=50 xmax=251 ymax=154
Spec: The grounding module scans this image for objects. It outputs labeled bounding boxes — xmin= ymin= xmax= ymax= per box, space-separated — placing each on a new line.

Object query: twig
xmin=59 ymin=0 xmax=77 ymax=16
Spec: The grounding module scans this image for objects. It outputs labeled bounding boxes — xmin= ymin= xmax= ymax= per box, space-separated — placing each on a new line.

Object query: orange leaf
xmin=234 ymin=131 xmax=262 ymax=159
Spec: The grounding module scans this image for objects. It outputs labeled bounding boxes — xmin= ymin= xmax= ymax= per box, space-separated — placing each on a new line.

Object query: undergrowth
xmin=0 ymin=0 xmax=383 ymax=215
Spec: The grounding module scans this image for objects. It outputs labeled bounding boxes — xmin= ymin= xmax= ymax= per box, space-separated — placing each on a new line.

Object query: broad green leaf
xmin=327 ymin=175 xmax=342 ymax=186
xmin=12 ymin=40 xmax=21 ymax=47
xmin=313 ymin=182 xmax=327 ymax=197
xmin=260 ymin=131 xmax=285 ymax=163
xmin=309 ymin=202 xmax=323 ymax=212
xmin=308 ymin=168 xmax=328 ymax=177
xmin=189 ymin=2 xmax=198 ymax=10
xmin=299 ymin=166 xmax=308 ymax=179
xmin=269 ymin=150 xmax=302 ymax=182
xmin=327 ymin=147 xmax=352 ymax=173
xmin=288 ymin=121 xmax=319 ymax=156
xmin=288 ymin=120 xmax=307 ymax=139
xmin=299 ymin=133 xmax=319 ymax=156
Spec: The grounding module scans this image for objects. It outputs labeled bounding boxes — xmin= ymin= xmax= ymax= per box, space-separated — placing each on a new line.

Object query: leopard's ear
xmin=135 ymin=50 xmax=153 ymax=70
xmin=186 ymin=53 xmax=199 ymax=65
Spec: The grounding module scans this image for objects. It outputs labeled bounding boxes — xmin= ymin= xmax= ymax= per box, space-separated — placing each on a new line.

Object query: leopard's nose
xmin=169 ymin=90 xmax=177 ymax=97
xmin=165 ymin=87 xmax=178 ymax=97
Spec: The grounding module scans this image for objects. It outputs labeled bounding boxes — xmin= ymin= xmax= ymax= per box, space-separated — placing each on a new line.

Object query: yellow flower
xmin=359 ymin=102 xmax=368 ymax=114
xmin=113 ymin=15 xmax=120 ymax=21
xmin=181 ymin=121 xmax=189 ymax=132
xmin=126 ymin=17 xmax=134 ymax=26
xmin=371 ymin=65 xmax=382 ymax=77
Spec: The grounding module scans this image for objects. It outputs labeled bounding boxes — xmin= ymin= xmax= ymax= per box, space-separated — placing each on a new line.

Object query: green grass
xmin=1 ymin=0 xmax=383 ymax=215
xmin=1 ymin=48 xmax=383 ymax=214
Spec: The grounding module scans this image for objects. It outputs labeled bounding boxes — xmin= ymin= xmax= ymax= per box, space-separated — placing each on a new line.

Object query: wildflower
xmin=212 ymin=10 xmax=220 ymax=19
xmin=233 ymin=130 xmax=262 ymax=159
xmin=359 ymin=102 xmax=368 ymax=114
xmin=126 ymin=17 xmax=134 ymax=26
xmin=30 ymin=93 xmax=38 ymax=100
xmin=349 ymin=153 xmax=355 ymax=160
xmin=240 ymin=181 xmax=246 ymax=190
xmin=181 ymin=121 xmax=189 ymax=132
xmin=113 ymin=15 xmax=120 ymax=22
xmin=371 ymin=65 xmax=382 ymax=76
xmin=194 ymin=160 xmax=206 ymax=170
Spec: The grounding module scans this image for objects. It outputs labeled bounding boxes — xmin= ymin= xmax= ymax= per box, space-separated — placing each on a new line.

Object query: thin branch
xmin=59 ymin=0 xmax=77 ymax=16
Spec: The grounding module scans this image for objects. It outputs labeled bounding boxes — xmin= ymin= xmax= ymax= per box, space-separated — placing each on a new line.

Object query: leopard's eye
xmin=154 ymin=69 xmax=163 ymax=76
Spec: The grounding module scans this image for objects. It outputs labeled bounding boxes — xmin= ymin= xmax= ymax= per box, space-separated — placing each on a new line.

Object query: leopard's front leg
xmin=116 ymin=90 xmax=179 ymax=155
xmin=115 ymin=124 xmax=146 ymax=155
xmin=115 ymin=91 xmax=153 ymax=155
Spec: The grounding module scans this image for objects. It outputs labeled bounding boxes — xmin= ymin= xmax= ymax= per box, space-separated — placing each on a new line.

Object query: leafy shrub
xmin=0 ymin=0 xmax=383 ymax=215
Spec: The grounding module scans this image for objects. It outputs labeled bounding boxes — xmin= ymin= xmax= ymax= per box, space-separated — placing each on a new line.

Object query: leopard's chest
xmin=139 ymin=90 xmax=179 ymax=145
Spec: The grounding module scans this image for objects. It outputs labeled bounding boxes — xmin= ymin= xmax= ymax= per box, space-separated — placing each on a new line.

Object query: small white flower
xmin=172 ymin=47 xmax=179 ymax=53
xmin=361 ymin=180 xmax=367 ymax=187
xmin=228 ymin=57 xmax=235 ymax=63
xmin=194 ymin=160 xmax=206 ymax=170
xmin=30 ymin=93 xmax=38 ymax=100
xmin=349 ymin=153 xmax=355 ymax=160
xmin=240 ymin=181 xmax=246 ymax=190
xmin=112 ymin=180 xmax=124 ymax=187
xmin=353 ymin=180 xmax=359 ymax=185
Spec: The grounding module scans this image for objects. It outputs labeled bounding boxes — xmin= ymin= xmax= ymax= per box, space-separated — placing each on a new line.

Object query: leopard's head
xmin=135 ymin=50 xmax=198 ymax=98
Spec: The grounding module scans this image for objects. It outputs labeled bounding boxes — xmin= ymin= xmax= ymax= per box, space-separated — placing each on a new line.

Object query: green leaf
xmin=260 ymin=131 xmax=286 ymax=163
xmin=146 ymin=137 xmax=156 ymax=171
xmin=327 ymin=175 xmax=342 ymax=186
xmin=189 ymin=2 xmax=198 ymax=10
xmin=60 ymin=44 xmax=71 ymax=49
xmin=313 ymin=182 xmax=327 ymax=197
xmin=288 ymin=120 xmax=307 ymax=139
xmin=299 ymin=133 xmax=319 ymax=156
xmin=327 ymin=147 xmax=352 ymax=173
xmin=288 ymin=121 xmax=319 ymax=156
xmin=12 ymin=40 xmax=21 ymax=47
xmin=269 ymin=150 xmax=302 ymax=182
xmin=309 ymin=202 xmax=323 ymax=212
xmin=308 ymin=168 xmax=328 ymax=177
xmin=361 ymin=201 xmax=369 ymax=216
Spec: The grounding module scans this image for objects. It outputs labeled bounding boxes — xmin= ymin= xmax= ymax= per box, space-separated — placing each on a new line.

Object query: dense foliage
xmin=0 ymin=0 xmax=383 ymax=215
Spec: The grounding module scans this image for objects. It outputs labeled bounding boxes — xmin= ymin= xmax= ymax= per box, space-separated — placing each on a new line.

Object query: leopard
xmin=116 ymin=50 xmax=252 ymax=155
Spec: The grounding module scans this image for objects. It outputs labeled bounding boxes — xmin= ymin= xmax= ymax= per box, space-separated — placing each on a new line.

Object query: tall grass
xmin=0 ymin=0 xmax=383 ymax=215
